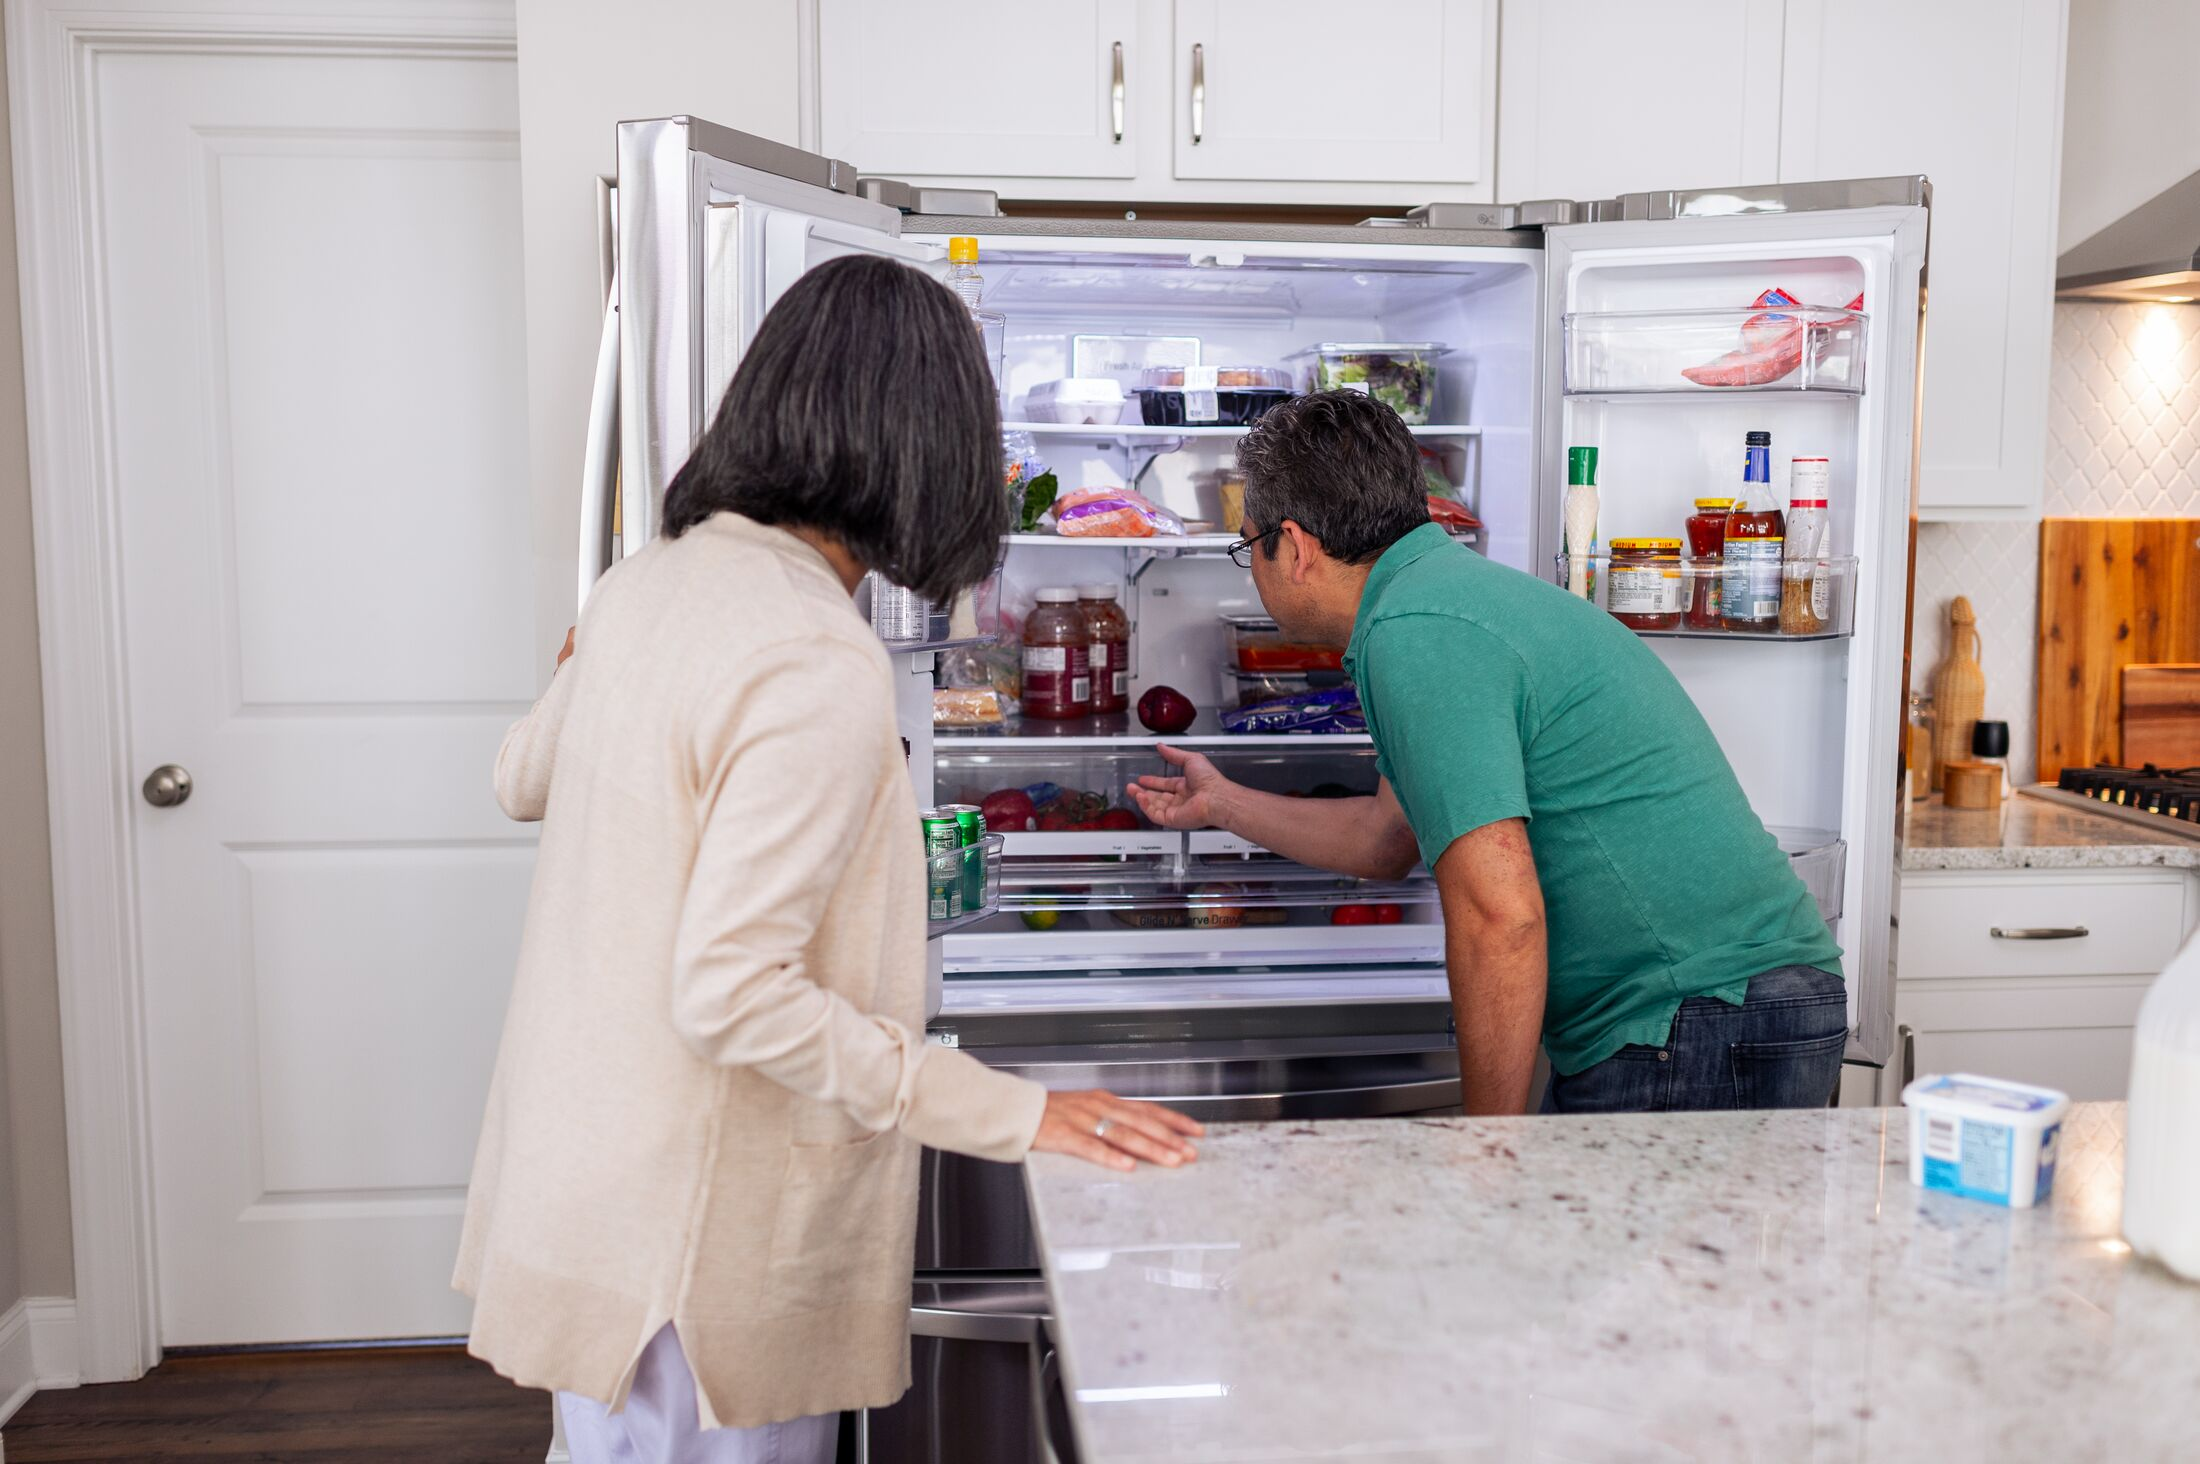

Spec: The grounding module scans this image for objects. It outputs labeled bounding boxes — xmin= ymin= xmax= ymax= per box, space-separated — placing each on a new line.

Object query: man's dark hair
xmin=662 ymin=254 xmax=1005 ymax=604
xmin=1235 ymin=389 xmax=1430 ymax=564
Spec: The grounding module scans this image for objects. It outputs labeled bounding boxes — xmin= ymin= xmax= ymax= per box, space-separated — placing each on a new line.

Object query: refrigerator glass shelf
xmin=1552 ymin=554 xmax=1860 ymax=641
xmin=924 ymin=835 xmax=1004 ymax=941
xmin=1004 ymin=421 xmax=1482 ymax=442
xmin=936 ymin=707 xmax=1371 ymax=746
xmin=1563 ymin=304 xmax=1868 ymax=396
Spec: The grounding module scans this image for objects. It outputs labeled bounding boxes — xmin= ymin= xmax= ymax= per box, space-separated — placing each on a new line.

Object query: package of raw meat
xmin=1681 ymin=290 xmax=1865 ymax=389
xmin=1044 ymin=486 xmax=1187 ymax=539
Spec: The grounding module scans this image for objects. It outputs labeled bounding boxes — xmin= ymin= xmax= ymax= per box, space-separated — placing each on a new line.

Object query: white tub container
xmin=1023 ymin=378 xmax=1127 ymax=425
xmin=1901 ymin=1073 xmax=2071 ymax=1209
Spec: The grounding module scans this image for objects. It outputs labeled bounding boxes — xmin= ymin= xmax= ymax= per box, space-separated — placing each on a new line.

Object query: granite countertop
xmin=1900 ymin=790 xmax=2200 ymax=872
xmin=1028 ymin=1103 xmax=2198 ymax=1464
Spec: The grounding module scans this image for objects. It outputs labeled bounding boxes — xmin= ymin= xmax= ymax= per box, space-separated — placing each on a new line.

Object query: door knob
xmin=142 ymin=764 xmax=192 ymax=808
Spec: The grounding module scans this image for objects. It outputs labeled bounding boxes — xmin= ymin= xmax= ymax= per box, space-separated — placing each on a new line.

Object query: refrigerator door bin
xmin=1775 ymin=828 xmax=1848 ymax=925
xmin=1553 ymin=555 xmax=1861 ymax=641
xmin=927 ymin=834 xmax=1005 ymax=939
xmin=1563 ymin=305 xmax=1867 ymax=396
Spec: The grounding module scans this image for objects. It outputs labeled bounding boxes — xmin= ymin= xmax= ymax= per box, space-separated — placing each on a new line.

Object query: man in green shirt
xmin=1128 ymin=391 xmax=1847 ymax=1115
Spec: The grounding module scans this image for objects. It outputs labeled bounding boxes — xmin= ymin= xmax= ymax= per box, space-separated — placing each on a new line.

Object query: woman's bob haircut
xmin=662 ymin=253 xmax=1005 ymax=605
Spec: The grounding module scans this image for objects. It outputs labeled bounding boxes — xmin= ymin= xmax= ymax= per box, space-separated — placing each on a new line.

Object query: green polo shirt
xmin=1343 ymin=523 xmax=1843 ymax=1073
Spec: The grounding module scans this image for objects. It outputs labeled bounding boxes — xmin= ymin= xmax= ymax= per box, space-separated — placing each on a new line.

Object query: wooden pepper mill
xmin=1931 ymin=596 xmax=1985 ymax=792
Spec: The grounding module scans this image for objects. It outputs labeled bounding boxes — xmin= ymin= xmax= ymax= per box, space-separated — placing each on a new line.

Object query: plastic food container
xmin=1902 ymin=1073 xmax=2071 ymax=1208
xmin=1024 ymin=378 xmax=1128 ymax=425
xmin=1290 ymin=343 xmax=1449 ymax=425
xmin=1221 ymin=615 xmax=1345 ymax=672
xmin=1222 ymin=666 xmax=1352 ymax=708
xmin=1137 ymin=365 xmax=1293 ymax=427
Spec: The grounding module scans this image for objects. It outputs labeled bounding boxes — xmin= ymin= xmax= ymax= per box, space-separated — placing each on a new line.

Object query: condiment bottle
xmin=1563 ymin=446 xmax=1600 ymax=599
xmin=1780 ymin=457 xmax=1831 ymax=635
xmin=1076 ymin=584 xmax=1130 ymax=714
xmin=1683 ymin=497 xmax=1731 ymax=630
xmin=1021 ymin=588 xmax=1093 ymax=720
xmin=1721 ymin=430 xmax=1783 ymax=632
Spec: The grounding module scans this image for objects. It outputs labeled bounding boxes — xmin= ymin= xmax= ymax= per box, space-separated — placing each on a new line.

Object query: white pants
xmin=559 ymin=1324 xmax=839 ymax=1464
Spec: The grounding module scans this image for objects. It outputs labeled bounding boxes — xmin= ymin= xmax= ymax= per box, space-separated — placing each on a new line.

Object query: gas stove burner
xmin=2029 ymin=763 xmax=2200 ymax=839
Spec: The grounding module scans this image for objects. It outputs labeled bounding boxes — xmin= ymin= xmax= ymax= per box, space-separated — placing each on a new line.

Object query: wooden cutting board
xmin=2124 ymin=665 xmax=2200 ymax=768
xmin=2037 ymin=517 xmax=2200 ymax=780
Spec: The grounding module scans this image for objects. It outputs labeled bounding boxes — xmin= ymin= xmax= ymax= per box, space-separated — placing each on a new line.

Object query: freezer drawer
xmin=916 ymin=1031 xmax=1459 ymax=1272
xmin=861 ymin=1278 xmax=1069 ymax=1464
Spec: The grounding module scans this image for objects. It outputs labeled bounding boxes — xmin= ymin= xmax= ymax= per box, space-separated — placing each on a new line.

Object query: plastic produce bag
xmin=1043 ymin=486 xmax=1186 ymax=539
xmin=1220 ymin=686 xmax=1366 ymax=736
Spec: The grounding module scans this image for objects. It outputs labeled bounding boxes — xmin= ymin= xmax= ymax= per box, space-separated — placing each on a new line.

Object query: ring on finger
xmin=1094 ymin=1118 xmax=1113 ymax=1140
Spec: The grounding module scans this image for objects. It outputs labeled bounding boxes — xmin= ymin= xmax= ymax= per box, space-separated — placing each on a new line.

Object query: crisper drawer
xmin=1899 ymin=872 xmax=2191 ymax=979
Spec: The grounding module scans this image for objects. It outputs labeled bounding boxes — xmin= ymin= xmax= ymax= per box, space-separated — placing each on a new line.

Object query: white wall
xmin=512 ymin=0 xmax=804 ymax=666
xmin=0 ymin=0 xmax=74 ymax=1310
xmin=2056 ymin=0 xmax=2200 ymax=250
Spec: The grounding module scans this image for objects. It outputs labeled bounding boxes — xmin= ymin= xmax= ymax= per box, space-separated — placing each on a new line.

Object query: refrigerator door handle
xmin=576 ymin=284 xmax=620 ymax=614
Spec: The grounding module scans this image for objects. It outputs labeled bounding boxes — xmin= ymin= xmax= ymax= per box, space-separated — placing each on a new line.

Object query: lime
xmin=1020 ymin=910 xmax=1060 ymax=931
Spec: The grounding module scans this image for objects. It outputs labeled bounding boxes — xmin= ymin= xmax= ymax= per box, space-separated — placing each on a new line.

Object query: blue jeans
xmin=1541 ymin=965 xmax=1848 ymax=1114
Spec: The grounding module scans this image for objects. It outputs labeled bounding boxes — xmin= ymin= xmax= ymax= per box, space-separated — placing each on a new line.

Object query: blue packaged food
xmin=1220 ymin=687 xmax=1365 ymax=736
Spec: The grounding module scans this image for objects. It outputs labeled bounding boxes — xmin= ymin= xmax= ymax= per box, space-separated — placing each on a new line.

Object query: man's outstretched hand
xmin=1127 ymin=744 xmax=1236 ymax=831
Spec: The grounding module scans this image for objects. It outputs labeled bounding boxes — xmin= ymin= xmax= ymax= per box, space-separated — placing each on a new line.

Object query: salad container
xmin=1290 ymin=343 xmax=1449 ymax=424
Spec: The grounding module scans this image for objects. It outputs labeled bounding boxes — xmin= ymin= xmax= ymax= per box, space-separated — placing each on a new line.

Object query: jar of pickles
xmin=1607 ymin=538 xmax=1686 ymax=631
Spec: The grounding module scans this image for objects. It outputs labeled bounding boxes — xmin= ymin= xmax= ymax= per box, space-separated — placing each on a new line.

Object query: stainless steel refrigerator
xmin=588 ymin=116 xmax=1927 ymax=1463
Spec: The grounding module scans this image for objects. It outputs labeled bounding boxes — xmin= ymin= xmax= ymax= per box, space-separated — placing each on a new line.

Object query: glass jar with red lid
xmin=1683 ymin=498 xmax=1732 ymax=630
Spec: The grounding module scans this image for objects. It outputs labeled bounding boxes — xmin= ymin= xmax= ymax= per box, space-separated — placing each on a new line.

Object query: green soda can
xmin=953 ymin=806 xmax=989 ymax=913
xmin=920 ymin=808 xmax=967 ymax=921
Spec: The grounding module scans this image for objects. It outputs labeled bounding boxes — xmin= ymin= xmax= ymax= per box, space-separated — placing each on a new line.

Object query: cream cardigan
xmin=454 ymin=513 xmax=1047 ymax=1427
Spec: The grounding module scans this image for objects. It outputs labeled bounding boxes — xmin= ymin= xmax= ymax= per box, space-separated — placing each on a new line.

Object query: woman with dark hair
xmin=455 ymin=255 xmax=1200 ymax=1464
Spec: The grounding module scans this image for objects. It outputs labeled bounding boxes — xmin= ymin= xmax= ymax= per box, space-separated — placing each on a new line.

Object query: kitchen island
xmin=1027 ymin=1103 xmax=2196 ymax=1463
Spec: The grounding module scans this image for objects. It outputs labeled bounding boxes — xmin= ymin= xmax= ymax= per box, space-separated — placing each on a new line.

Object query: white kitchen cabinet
xmin=1778 ymin=0 xmax=2068 ymax=518
xmin=812 ymin=0 xmax=1494 ymax=205
xmin=1880 ymin=867 xmax=2194 ymax=1103
xmin=1495 ymin=0 xmax=1784 ymax=205
xmin=817 ymin=0 xmax=1143 ymax=181
xmin=1169 ymin=0 xmax=1493 ymax=188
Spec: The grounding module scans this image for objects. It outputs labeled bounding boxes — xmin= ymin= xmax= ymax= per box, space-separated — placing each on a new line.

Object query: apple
xmin=1136 ymin=685 xmax=1197 ymax=735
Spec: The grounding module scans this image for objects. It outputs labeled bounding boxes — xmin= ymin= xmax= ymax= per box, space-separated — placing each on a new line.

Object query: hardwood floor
xmin=0 ymin=1345 xmax=552 ymax=1463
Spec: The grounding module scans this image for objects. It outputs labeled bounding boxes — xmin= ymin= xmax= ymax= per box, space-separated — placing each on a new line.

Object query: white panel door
xmin=98 ymin=47 xmax=534 ymax=1344
xmin=1496 ymin=0 xmax=1784 ymax=204
xmin=1170 ymin=0 xmax=1493 ymax=188
xmin=818 ymin=0 xmax=1142 ymax=180
xmin=1780 ymin=0 xmax=2068 ymax=515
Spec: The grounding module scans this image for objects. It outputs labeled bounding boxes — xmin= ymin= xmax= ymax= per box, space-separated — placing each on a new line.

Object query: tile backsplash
xmin=1912 ymin=300 xmax=2200 ymax=784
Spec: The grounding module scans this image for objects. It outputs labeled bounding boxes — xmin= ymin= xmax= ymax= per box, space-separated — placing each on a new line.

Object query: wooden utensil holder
xmin=1942 ymin=760 xmax=2003 ymax=809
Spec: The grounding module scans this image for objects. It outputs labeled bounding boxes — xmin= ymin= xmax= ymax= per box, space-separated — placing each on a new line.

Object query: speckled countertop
xmin=1029 ymin=1103 xmax=2199 ymax=1464
xmin=1900 ymin=790 xmax=2200 ymax=872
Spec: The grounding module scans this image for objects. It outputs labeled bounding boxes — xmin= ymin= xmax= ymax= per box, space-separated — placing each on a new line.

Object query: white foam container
xmin=1024 ymin=378 xmax=1128 ymax=425
xmin=1901 ymin=1073 xmax=2071 ymax=1209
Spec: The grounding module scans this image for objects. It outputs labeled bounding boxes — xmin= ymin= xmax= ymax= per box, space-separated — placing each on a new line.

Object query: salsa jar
xmin=1683 ymin=497 xmax=1732 ymax=630
xmin=1076 ymin=583 xmax=1130 ymax=714
xmin=1021 ymin=588 xmax=1093 ymax=719
xmin=1607 ymin=538 xmax=1686 ymax=631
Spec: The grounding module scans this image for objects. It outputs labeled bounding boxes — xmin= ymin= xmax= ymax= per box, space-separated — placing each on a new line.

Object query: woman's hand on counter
xmin=1034 ymin=1090 xmax=1204 ymax=1172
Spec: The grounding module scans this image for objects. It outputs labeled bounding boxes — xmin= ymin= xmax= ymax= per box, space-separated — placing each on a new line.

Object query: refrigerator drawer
xmin=1899 ymin=872 xmax=2190 ymax=980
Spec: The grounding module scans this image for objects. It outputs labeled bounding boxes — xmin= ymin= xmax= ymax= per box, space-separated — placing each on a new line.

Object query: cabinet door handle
xmin=1190 ymin=42 xmax=1205 ymax=144
xmin=1897 ymin=1023 xmax=1916 ymax=1090
xmin=1989 ymin=926 xmax=2090 ymax=941
xmin=1110 ymin=41 xmax=1125 ymax=143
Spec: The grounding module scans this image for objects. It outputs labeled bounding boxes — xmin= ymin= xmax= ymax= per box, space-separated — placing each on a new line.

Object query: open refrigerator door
xmin=1538 ymin=179 xmax=1931 ymax=1068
